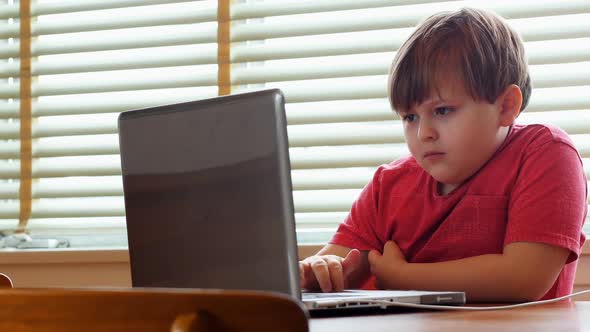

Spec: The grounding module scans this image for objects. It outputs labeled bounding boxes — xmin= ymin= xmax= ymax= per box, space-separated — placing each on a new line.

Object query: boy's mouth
xmin=423 ymin=151 xmax=445 ymax=160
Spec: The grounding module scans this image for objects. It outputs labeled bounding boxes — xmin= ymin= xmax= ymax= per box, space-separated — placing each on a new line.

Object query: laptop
xmin=118 ymin=89 xmax=466 ymax=313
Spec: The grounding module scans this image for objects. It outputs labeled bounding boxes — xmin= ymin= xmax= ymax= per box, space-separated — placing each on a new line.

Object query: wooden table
xmin=310 ymin=301 xmax=590 ymax=332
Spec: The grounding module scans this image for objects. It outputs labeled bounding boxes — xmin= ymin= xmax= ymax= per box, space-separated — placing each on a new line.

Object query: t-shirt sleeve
xmin=505 ymin=137 xmax=587 ymax=263
xmin=329 ymin=166 xmax=385 ymax=251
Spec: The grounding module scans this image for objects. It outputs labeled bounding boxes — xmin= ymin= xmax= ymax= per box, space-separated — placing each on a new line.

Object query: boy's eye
xmin=402 ymin=114 xmax=417 ymax=122
xmin=435 ymin=107 xmax=453 ymax=115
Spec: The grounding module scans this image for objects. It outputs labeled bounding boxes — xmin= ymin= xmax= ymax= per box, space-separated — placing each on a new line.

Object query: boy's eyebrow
xmin=396 ymin=96 xmax=458 ymax=113
xmin=421 ymin=95 xmax=463 ymax=107
xmin=421 ymin=97 xmax=445 ymax=106
xmin=399 ymin=98 xmax=441 ymax=111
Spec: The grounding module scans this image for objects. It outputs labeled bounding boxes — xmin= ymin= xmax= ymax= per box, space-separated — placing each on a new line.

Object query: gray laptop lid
xmin=118 ymin=89 xmax=300 ymax=299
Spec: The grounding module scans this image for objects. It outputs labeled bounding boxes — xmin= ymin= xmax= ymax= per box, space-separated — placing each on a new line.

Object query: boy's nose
xmin=417 ymin=120 xmax=438 ymax=141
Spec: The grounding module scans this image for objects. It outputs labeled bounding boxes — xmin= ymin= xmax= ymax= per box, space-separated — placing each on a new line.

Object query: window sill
xmin=0 ymin=247 xmax=130 ymax=264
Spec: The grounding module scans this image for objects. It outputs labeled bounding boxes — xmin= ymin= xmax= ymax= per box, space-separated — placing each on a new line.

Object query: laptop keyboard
xmin=302 ymin=292 xmax=361 ymax=300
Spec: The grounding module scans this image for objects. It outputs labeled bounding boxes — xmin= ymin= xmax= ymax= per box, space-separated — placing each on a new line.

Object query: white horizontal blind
xmin=2 ymin=0 xmax=590 ymax=248
xmin=0 ymin=0 xmax=219 ymax=247
xmin=231 ymin=0 xmax=590 ymax=243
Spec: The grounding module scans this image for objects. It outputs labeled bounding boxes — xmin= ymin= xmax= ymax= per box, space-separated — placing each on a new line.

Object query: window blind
xmin=0 ymin=0 xmax=589 ymax=248
xmin=0 ymin=0 xmax=219 ymax=247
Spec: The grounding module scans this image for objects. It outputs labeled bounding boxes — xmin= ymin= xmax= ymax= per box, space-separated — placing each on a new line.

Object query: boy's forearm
xmin=393 ymin=254 xmax=549 ymax=302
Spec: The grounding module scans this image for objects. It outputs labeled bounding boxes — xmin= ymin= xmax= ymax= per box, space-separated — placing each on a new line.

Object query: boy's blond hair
xmin=388 ymin=7 xmax=531 ymax=113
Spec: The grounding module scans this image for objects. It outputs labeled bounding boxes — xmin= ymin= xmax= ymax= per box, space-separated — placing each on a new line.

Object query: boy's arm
xmin=300 ymin=244 xmax=371 ymax=292
xmin=368 ymin=241 xmax=570 ymax=302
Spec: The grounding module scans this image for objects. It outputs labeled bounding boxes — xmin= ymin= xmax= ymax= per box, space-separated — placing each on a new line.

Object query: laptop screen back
xmin=118 ymin=89 xmax=300 ymax=299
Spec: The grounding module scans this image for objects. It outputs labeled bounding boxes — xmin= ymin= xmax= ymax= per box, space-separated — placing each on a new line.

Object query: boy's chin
xmin=418 ymin=161 xmax=465 ymax=185
xmin=429 ymin=173 xmax=464 ymax=188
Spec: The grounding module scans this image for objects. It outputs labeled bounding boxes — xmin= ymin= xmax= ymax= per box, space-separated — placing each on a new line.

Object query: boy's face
xmin=398 ymin=79 xmax=509 ymax=193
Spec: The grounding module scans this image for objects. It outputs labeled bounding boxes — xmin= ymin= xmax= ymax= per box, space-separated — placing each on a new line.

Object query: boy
xmin=299 ymin=8 xmax=587 ymax=302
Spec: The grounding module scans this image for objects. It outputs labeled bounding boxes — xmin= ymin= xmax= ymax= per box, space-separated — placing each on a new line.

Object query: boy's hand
xmin=299 ymin=249 xmax=362 ymax=292
xmin=368 ymin=241 xmax=407 ymax=289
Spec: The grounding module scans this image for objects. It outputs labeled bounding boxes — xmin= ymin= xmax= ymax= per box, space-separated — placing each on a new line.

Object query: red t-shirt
xmin=330 ymin=124 xmax=587 ymax=300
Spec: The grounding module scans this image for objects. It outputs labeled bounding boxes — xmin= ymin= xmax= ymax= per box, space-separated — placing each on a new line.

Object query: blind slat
xmin=232 ymin=36 xmax=590 ymax=64
xmin=0 ymin=92 xmax=218 ymax=118
xmin=294 ymin=212 xmax=348 ymax=229
xmin=527 ymin=39 xmax=590 ymax=65
xmin=231 ymin=61 xmax=590 ymax=87
xmin=0 ymin=72 xmax=218 ymax=98
xmin=0 ymin=50 xmax=217 ymax=77
xmin=0 ymin=198 xmax=125 ymax=218
xmin=231 ymin=5 xmax=446 ymax=42
xmin=0 ymin=177 xmax=123 ymax=199
xmin=232 ymin=34 xmax=403 ymax=63
xmin=32 ymin=116 xmax=117 ymax=138
xmin=0 ymin=29 xmax=216 ymax=58
xmin=231 ymin=0 xmax=452 ymax=20
xmin=510 ymin=14 xmax=590 ymax=42
xmin=232 ymin=0 xmax=590 ymax=21
xmin=0 ymin=0 xmax=197 ymax=19
xmin=237 ymin=79 xmax=590 ymax=104
xmin=231 ymin=7 xmax=590 ymax=42
xmin=0 ymin=157 xmax=122 ymax=178
xmin=232 ymin=61 xmax=388 ymax=85
xmin=0 ymin=135 xmax=119 ymax=158
xmin=0 ymin=7 xmax=216 ymax=38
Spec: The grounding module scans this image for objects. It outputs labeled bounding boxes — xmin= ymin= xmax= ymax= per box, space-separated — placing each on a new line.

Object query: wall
xmin=0 ymin=244 xmax=589 ymax=300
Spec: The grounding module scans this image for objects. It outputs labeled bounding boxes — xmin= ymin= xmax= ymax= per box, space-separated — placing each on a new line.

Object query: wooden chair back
xmin=0 ymin=288 xmax=309 ymax=332
xmin=0 ymin=273 xmax=12 ymax=287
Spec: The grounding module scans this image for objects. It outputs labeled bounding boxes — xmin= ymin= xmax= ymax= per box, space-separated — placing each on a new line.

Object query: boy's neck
xmin=438 ymin=182 xmax=458 ymax=196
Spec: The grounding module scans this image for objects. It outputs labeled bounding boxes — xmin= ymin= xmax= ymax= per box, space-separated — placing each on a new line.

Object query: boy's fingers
xmin=383 ymin=241 xmax=403 ymax=258
xmin=299 ymin=262 xmax=304 ymax=285
xmin=310 ymin=258 xmax=333 ymax=292
xmin=300 ymin=259 xmax=320 ymax=290
xmin=299 ymin=262 xmax=309 ymax=288
xmin=367 ymin=249 xmax=379 ymax=265
xmin=301 ymin=253 xmax=356 ymax=292
xmin=326 ymin=259 xmax=344 ymax=292
xmin=367 ymin=249 xmax=381 ymax=273
xmin=341 ymin=249 xmax=361 ymax=277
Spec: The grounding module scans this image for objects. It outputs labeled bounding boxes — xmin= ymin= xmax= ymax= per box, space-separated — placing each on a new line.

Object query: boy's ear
xmin=497 ymin=84 xmax=522 ymax=127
